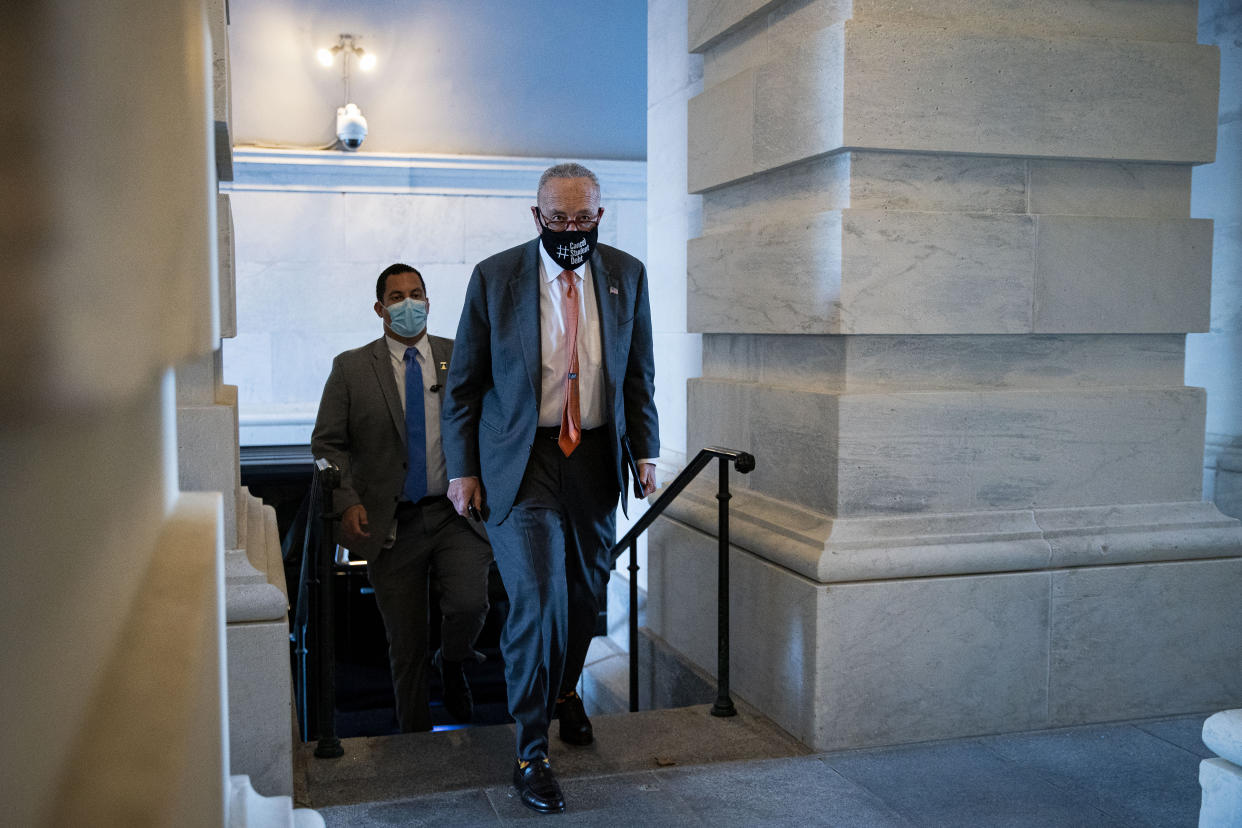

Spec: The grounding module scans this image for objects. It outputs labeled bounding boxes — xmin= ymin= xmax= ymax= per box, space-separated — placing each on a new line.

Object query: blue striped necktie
xmin=403 ymin=347 xmax=427 ymax=502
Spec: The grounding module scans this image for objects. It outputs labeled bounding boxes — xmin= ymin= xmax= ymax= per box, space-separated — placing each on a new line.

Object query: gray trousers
xmin=366 ymin=496 xmax=492 ymax=732
xmin=486 ymin=428 xmax=618 ymax=761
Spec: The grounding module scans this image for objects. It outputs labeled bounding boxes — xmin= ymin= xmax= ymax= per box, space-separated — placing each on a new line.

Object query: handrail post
xmin=628 ymin=538 xmax=639 ymax=713
xmin=314 ymin=465 xmax=344 ymax=758
xmin=711 ymin=456 xmax=737 ymax=718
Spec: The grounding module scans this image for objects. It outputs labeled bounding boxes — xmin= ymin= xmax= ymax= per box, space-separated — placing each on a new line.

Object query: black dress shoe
xmin=513 ymin=758 xmax=565 ymax=814
xmin=556 ymin=690 xmax=593 ymax=745
xmin=434 ymin=650 xmax=473 ymax=723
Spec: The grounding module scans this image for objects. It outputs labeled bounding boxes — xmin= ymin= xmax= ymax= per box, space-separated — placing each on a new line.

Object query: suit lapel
xmin=509 ymin=239 xmax=543 ymax=407
xmin=591 ymin=248 xmax=620 ymax=405
xmin=370 ymin=337 xmax=406 ymax=447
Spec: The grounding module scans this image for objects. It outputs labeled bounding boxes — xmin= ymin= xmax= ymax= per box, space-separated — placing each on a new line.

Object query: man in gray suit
xmin=443 ymin=164 xmax=659 ymax=813
xmin=312 ymin=263 xmax=492 ymax=733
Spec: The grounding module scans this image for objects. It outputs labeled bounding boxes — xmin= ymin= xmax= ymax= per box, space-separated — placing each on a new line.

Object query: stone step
xmin=294 ymin=703 xmax=810 ymax=810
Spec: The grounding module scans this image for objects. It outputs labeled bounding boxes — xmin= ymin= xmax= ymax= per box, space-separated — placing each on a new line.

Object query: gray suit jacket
xmin=442 ymin=238 xmax=659 ymax=524
xmin=311 ymin=334 xmax=454 ymax=560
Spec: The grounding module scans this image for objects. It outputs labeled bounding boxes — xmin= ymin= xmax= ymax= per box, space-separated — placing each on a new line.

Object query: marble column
xmin=176 ymin=0 xmax=295 ymax=800
xmin=2 ymin=1 xmax=226 ymax=824
xmin=648 ymin=0 xmax=1242 ymax=751
xmin=1187 ymin=0 xmax=1242 ymax=519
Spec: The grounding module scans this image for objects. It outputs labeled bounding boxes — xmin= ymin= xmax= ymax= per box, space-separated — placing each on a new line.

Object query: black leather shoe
xmin=434 ymin=651 xmax=473 ymax=723
xmin=556 ymin=690 xmax=593 ymax=745
xmin=513 ymin=758 xmax=565 ymax=814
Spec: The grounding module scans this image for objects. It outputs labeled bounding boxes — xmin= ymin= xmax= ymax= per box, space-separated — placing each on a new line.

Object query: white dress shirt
xmin=385 ymin=333 xmax=448 ymax=498
xmin=537 ymin=243 xmax=606 ymax=429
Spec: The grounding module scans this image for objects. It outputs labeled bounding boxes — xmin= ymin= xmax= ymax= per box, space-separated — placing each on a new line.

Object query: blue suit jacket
xmin=442 ymin=238 xmax=659 ymax=523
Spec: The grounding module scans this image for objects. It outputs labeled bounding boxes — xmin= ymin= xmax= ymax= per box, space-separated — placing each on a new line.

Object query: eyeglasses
xmin=536 ymin=209 xmax=601 ymax=232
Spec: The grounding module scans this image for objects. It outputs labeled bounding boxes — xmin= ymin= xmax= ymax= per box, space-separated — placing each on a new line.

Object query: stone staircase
xmin=294 ymin=702 xmax=809 ymax=811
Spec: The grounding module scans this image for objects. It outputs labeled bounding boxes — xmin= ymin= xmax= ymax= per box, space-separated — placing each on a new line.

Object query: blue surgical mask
xmin=386 ymin=298 xmax=427 ymax=337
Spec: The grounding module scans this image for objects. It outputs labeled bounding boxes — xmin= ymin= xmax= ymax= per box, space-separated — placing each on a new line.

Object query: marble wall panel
xmin=177 ymin=394 xmax=241 ymax=548
xmin=701 ymin=154 xmax=850 ymax=230
xmin=217 ymin=193 xmax=236 ymax=340
xmin=692 ymin=18 xmax=1218 ymax=192
xmin=838 ymin=335 xmax=1187 ymax=393
xmin=689 ymin=379 xmax=840 ymax=512
xmin=842 ymin=22 xmax=1219 ymax=164
xmin=838 ymin=210 xmax=1035 ymax=334
xmin=753 ymin=24 xmax=846 ymax=175
xmin=343 ymin=193 xmax=468 ymax=266
xmin=816 ymin=570 xmax=1050 ymax=749
xmin=176 ymin=349 xmax=223 ymax=406
xmin=700 ymin=10 xmax=770 ymax=91
xmin=852 ymin=0 xmax=1199 ymax=42
xmin=688 ymin=0 xmax=780 ymax=53
xmin=646 ymin=517 xmax=825 ymax=744
xmin=688 ymin=212 xmax=843 ymax=333
xmin=422 ymin=263 xmax=476 ymax=341
xmin=701 ymin=333 xmax=1187 ymax=392
xmin=652 ymin=332 xmax=701 ymax=464
xmin=612 ymin=198 xmax=648 ymax=265
xmin=227 ymin=621 xmax=293 ymax=797
xmin=229 ymin=190 xmax=346 ymax=264
xmin=1033 ymin=216 xmax=1212 ymax=334
xmin=232 ymin=260 xmax=379 ymax=340
xmin=1048 ymin=558 xmax=1242 ymax=724
xmin=461 ymin=196 xmax=540 ymax=259
xmin=700 ymin=333 xmax=848 ymax=387
xmin=650 ymin=0 xmax=703 ymax=108
xmin=848 ymin=153 xmax=1027 ymax=215
xmin=687 ymin=68 xmax=756 ymax=193
xmin=835 ymin=388 xmax=1206 ymax=516
xmin=1028 ymin=162 xmax=1192 ymax=218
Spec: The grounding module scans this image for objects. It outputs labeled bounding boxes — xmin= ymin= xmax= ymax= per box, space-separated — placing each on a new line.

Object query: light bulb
xmin=358 ymin=52 xmax=376 ymax=71
xmin=316 ymin=48 xmax=335 ymax=67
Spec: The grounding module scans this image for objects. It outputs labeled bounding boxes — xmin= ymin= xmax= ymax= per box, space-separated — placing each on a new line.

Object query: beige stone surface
xmin=0 ymin=0 xmax=217 ymax=416
xmin=50 ymin=492 xmax=227 ymax=827
xmin=700 ymin=333 xmax=1187 ymax=392
xmin=228 ymin=621 xmax=294 ymax=797
xmin=689 ymin=379 xmax=1206 ymax=516
xmin=1033 ymin=216 xmax=1212 ymax=334
xmin=1048 ymin=558 xmax=1242 ymax=724
xmin=688 ymin=20 xmax=1219 ymax=192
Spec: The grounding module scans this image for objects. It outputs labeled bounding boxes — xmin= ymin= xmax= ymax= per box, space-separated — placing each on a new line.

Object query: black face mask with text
xmin=537 ymin=213 xmax=599 ymax=270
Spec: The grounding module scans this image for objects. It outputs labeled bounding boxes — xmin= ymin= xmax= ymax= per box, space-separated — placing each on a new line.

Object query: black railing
xmin=609 ymin=446 xmax=755 ymax=716
xmin=292 ymin=457 xmax=345 ymax=758
xmin=294 ymin=446 xmax=754 ymax=754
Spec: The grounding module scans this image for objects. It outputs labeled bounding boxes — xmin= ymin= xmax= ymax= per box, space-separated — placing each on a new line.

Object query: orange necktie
xmin=558 ymin=270 xmax=581 ymax=457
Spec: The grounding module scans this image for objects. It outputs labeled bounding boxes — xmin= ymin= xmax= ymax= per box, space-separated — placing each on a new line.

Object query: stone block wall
xmin=648 ymin=0 xmax=1242 ymax=752
xmin=1 ymin=1 xmax=228 ymax=823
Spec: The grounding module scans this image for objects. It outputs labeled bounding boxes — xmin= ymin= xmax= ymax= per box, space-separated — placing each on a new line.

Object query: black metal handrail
xmin=608 ymin=446 xmax=755 ymax=716
xmin=292 ymin=457 xmax=345 ymax=758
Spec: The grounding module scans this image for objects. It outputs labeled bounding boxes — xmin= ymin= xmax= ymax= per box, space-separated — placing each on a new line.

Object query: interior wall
xmin=227 ymin=0 xmax=647 ymax=158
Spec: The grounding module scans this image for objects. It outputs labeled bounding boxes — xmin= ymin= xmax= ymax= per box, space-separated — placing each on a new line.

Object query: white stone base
xmin=228 ymin=775 xmax=323 ymax=828
xmin=1199 ymin=759 xmax=1242 ymax=828
xmin=648 ymin=492 xmax=1242 ymax=751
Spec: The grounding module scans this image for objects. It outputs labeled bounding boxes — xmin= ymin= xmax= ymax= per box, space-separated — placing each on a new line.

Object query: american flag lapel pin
xmin=609 ymin=286 xmax=619 ymax=295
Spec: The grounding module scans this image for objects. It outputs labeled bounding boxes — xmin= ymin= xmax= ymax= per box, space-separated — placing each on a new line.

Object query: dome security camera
xmin=336 ymin=103 xmax=368 ymax=151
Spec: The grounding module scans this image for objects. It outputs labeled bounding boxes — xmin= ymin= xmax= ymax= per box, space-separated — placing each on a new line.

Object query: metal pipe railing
xmin=609 ymin=446 xmax=755 ymax=716
xmin=292 ymin=458 xmax=345 ymax=758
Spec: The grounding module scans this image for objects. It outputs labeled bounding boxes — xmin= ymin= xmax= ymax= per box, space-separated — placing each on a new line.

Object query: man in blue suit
xmin=443 ymin=163 xmax=659 ymax=814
